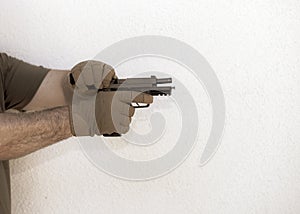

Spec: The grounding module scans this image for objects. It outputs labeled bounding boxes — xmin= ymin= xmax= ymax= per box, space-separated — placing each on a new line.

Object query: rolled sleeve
xmin=0 ymin=53 xmax=50 ymax=110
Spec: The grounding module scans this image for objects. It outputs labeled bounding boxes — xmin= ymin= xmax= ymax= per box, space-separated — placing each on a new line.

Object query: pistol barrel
xmin=156 ymin=77 xmax=172 ymax=84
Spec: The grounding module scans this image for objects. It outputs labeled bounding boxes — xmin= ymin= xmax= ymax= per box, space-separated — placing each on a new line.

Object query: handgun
xmin=98 ymin=75 xmax=175 ymax=137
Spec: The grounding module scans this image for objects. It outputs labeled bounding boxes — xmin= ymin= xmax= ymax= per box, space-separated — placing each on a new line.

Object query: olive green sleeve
xmin=0 ymin=53 xmax=50 ymax=111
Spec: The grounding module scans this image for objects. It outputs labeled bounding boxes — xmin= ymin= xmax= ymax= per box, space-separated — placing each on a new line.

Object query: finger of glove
xmin=119 ymin=103 xmax=135 ymax=117
xmin=75 ymin=73 xmax=89 ymax=92
xmin=133 ymin=92 xmax=153 ymax=104
xmin=118 ymin=124 xmax=130 ymax=134
xmin=110 ymin=114 xmax=130 ymax=134
xmin=96 ymin=114 xmax=117 ymax=135
xmin=90 ymin=61 xmax=109 ymax=89
xmin=71 ymin=62 xmax=89 ymax=91
xmin=81 ymin=61 xmax=97 ymax=87
xmin=71 ymin=61 xmax=87 ymax=82
xmin=119 ymin=91 xmax=153 ymax=104
xmin=119 ymin=115 xmax=131 ymax=127
xmin=101 ymin=65 xmax=116 ymax=88
xmin=90 ymin=61 xmax=106 ymax=88
xmin=128 ymin=106 xmax=135 ymax=117
xmin=73 ymin=61 xmax=115 ymax=90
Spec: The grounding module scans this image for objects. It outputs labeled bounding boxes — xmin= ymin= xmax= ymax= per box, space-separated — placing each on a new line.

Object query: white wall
xmin=1 ymin=0 xmax=300 ymax=213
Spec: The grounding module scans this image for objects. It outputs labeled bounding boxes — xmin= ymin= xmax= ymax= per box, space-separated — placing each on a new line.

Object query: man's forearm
xmin=0 ymin=106 xmax=72 ymax=160
xmin=23 ymin=69 xmax=73 ymax=111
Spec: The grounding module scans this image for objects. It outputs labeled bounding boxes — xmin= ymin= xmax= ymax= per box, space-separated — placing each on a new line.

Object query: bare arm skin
xmin=23 ymin=69 xmax=72 ymax=111
xmin=0 ymin=106 xmax=72 ymax=160
xmin=0 ymin=70 xmax=73 ymax=160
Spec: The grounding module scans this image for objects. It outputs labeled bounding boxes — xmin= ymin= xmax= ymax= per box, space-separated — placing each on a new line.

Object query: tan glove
xmin=70 ymin=90 xmax=153 ymax=136
xmin=69 ymin=60 xmax=117 ymax=93
xmin=68 ymin=60 xmax=153 ymax=136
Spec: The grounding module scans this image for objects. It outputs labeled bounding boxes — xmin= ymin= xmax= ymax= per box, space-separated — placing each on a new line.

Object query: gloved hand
xmin=70 ymin=90 xmax=153 ymax=136
xmin=68 ymin=60 xmax=117 ymax=94
xmin=67 ymin=60 xmax=153 ymax=136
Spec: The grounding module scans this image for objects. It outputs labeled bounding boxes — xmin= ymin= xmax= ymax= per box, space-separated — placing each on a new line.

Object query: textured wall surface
xmin=0 ymin=0 xmax=300 ymax=213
